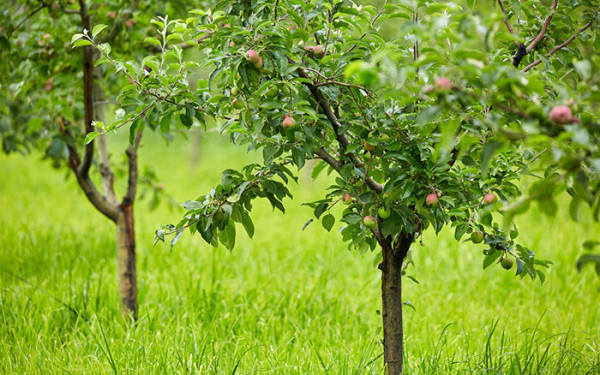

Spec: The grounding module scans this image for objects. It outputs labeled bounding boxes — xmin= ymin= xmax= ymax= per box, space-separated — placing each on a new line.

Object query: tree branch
xmin=78 ymin=0 xmax=95 ymax=176
xmin=293 ymin=62 xmax=384 ymax=194
xmin=316 ymin=147 xmax=341 ymax=172
xmin=123 ymin=130 xmax=143 ymax=205
xmin=59 ymin=118 xmax=119 ymax=222
xmin=522 ymin=20 xmax=594 ymax=72
xmin=8 ymin=4 xmax=46 ymax=38
xmin=526 ymin=0 xmax=558 ymax=53
xmin=496 ymin=0 xmax=513 ymax=34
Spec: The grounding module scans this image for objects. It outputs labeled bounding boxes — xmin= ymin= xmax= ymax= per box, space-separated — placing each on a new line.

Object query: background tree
xmin=0 ymin=0 xmax=205 ymax=319
xmin=77 ymin=0 xmax=599 ymax=372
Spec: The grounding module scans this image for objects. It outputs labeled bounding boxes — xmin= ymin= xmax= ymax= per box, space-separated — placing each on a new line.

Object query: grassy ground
xmin=1 ymin=131 xmax=599 ymax=374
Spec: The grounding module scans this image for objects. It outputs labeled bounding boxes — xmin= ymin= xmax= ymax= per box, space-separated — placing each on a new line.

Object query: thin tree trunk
xmin=380 ymin=233 xmax=413 ymax=375
xmin=116 ymin=204 xmax=137 ymax=320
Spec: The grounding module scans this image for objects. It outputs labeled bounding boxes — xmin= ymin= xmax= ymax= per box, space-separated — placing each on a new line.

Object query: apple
xmin=483 ymin=193 xmax=498 ymax=205
xmin=253 ymin=56 xmax=263 ymax=69
xmin=230 ymin=87 xmax=239 ymax=96
xmin=213 ymin=208 xmax=224 ymax=222
xmin=314 ymin=45 xmax=325 ymax=59
xmin=364 ymin=141 xmax=376 ymax=152
xmin=501 ymin=257 xmax=514 ymax=270
xmin=125 ymin=19 xmax=134 ymax=27
xmin=245 ymin=49 xmax=259 ymax=63
xmin=342 ymin=193 xmax=353 ymax=205
xmin=550 ymin=105 xmax=572 ymax=124
xmin=232 ymin=98 xmax=245 ymax=109
xmin=363 ymin=215 xmax=376 ymax=228
xmin=229 ymin=41 xmax=235 ymax=47
xmin=425 ymin=193 xmax=439 ymax=206
xmin=471 ymin=230 xmax=484 ymax=244
xmin=378 ymin=207 xmax=391 ymax=219
xmin=107 ymin=11 xmax=116 ymax=19
xmin=282 ymin=115 xmax=296 ymax=130
xmin=435 ymin=77 xmax=452 ymax=91
xmin=304 ymin=46 xmax=314 ymax=55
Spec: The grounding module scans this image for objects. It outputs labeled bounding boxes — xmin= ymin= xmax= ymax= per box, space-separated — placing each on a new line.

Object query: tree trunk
xmin=380 ymin=233 xmax=413 ymax=375
xmin=116 ymin=204 xmax=137 ymax=320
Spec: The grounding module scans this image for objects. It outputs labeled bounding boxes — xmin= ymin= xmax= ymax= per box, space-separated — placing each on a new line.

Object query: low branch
xmin=526 ymin=0 xmax=558 ymax=53
xmin=522 ymin=21 xmax=593 ymax=72
xmin=59 ymin=118 xmax=119 ymax=222
xmin=316 ymin=147 xmax=341 ymax=172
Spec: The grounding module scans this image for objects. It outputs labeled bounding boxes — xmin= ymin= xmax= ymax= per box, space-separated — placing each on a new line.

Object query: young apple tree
xmin=0 ymin=0 xmax=205 ymax=320
xmin=88 ymin=0 xmax=599 ymax=372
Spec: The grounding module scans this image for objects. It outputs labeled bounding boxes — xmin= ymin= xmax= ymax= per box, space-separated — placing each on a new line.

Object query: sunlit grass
xmin=1 ymin=131 xmax=599 ymax=374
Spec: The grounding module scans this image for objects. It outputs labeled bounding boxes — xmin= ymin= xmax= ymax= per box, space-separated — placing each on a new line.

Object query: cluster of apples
xmin=304 ymin=45 xmax=326 ymax=59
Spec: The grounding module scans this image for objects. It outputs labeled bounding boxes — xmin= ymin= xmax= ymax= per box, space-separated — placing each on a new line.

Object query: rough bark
xmin=379 ymin=233 xmax=413 ymax=375
xmin=116 ymin=205 xmax=138 ymax=320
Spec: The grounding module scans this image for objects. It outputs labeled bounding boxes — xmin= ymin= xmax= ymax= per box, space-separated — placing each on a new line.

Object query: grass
xmin=1 ymin=131 xmax=599 ymax=374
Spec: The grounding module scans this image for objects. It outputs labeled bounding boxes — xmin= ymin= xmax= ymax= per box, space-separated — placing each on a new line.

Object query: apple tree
xmin=81 ymin=0 xmax=600 ymax=372
xmin=0 ymin=0 xmax=207 ymax=319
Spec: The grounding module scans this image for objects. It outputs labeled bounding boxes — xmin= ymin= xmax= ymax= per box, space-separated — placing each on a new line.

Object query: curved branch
xmin=526 ymin=0 xmax=558 ymax=53
xmin=497 ymin=0 xmax=513 ymax=34
xmin=522 ymin=20 xmax=593 ymax=72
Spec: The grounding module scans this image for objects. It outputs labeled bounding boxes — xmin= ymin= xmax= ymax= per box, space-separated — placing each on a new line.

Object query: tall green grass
xmin=1 ymin=132 xmax=599 ymax=374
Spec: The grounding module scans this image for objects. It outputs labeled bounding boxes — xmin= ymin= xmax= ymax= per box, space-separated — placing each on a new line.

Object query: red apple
xmin=435 ymin=77 xmax=452 ymax=91
xmin=363 ymin=215 xmax=376 ymax=228
xmin=282 ymin=115 xmax=296 ymax=130
xmin=550 ymin=105 xmax=572 ymax=124
xmin=314 ymin=45 xmax=325 ymax=59
xmin=342 ymin=193 xmax=352 ymax=205
xmin=426 ymin=193 xmax=439 ymax=206
xmin=483 ymin=193 xmax=497 ymax=205
xmin=245 ymin=49 xmax=259 ymax=63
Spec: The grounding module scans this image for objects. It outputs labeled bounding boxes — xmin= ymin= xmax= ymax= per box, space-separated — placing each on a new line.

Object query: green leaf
xmin=71 ymin=33 xmax=85 ymax=44
xmin=219 ymin=220 xmax=236 ymax=251
xmin=84 ymin=131 xmax=100 ymax=144
xmin=481 ymin=141 xmax=503 ymax=175
xmin=92 ymin=24 xmax=108 ymax=39
xmin=240 ymin=210 xmax=255 ymax=238
xmin=322 ymin=214 xmax=335 ymax=232
xmin=72 ymin=39 xmax=93 ymax=48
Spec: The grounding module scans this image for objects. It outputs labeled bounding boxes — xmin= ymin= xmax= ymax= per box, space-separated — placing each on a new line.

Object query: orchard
xmin=2 ymin=0 xmax=600 ymax=373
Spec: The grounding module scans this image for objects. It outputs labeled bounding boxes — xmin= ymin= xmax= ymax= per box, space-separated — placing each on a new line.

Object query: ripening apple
xmin=483 ymin=193 xmax=498 ymax=205
xmin=253 ymin=56 xmax=264 ymax=69
xmin=550 ymin=105 xmax=572 ymax=124
xmin=426 ymin=193 xmax=439 ymax=206
xmin=232 ymin=98 xmax=245 ymax=109
xmin=230 ymin=87 xmax=239 ymax=96
xmin=282 ymin=115 xmax=296 ymax=130
xmin=246 ymin=49 xmax=259 ymax=63
xmin=378 ymin=207 xmax=391 ymax=219
xmin=107 ymin=11 xmax=116 ymax=19
xmin=314 ymin=45 xmax=325 ymax=59
xmin=471 ymin=230 xmax=484 ymax=244
xmin=304 ymin=46 xmax=314 ymax=55
xmin=342 ymin=193 xmax=353 ymax=205
xmin=364 ymin=141 xmax=376 ymax=152
xmin=213 ymin=208 xmax=225 ymax=222
xmin=435 ymin=77 xmax=452 ymax=91
xmin=363 ymin=215 xmax=376 ymax=228
xmin=501 ymin=257 xmax=514 ymax=270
